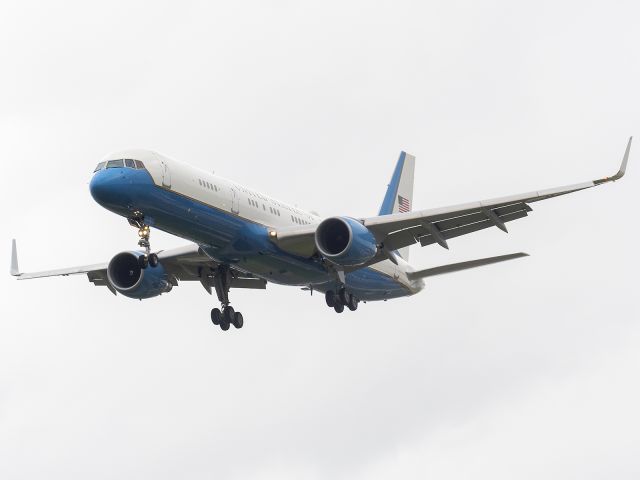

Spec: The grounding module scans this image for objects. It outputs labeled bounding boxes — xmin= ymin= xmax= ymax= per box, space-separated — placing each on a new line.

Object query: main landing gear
xmin=128 ymin=213 xmax=158 ymax=269
xmin=325 ymin=288 xmax=359 ymax=314
xmin=208 ymin=265 xmax=244 ymax=331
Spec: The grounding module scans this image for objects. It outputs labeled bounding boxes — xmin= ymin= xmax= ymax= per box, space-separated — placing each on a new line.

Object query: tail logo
xmin=398 ymin=195 xmax=411 ymax=213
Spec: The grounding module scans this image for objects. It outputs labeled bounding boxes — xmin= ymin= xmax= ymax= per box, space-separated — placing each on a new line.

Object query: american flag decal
xmin=398 ymin=195 xmax=410 ymax=213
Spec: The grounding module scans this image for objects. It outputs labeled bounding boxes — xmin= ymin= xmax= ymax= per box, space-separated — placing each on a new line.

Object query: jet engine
xmin=314 ymin=216 xmax=378 ymax=266
xmin=107 ymin=251 xmax=173 ymax=299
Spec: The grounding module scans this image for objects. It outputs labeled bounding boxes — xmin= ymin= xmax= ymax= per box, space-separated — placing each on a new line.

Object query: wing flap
xmin=421 ymin=209 xmax=528 ymax=247
xmin=384 ymin=205 xmax=530 ymax=251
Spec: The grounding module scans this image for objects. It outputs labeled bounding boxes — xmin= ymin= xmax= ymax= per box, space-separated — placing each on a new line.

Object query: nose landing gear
xmin=128 ymin=213 xmax=158 ymax=268
xmin=208 ymin=265 xmax=245 ymax=331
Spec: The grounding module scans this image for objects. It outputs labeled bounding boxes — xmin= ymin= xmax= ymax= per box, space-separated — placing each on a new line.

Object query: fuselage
xmin=89 ymin=149 xmax=424 ymax=301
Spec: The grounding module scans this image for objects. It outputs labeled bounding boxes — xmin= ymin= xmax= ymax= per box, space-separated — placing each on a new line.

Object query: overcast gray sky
xmin=1 ymin=1 xmax=639 ymax=478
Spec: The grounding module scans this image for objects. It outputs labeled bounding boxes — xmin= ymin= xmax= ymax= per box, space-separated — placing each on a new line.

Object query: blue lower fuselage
xmin=89 ymin=167 xmax=410 ymax=301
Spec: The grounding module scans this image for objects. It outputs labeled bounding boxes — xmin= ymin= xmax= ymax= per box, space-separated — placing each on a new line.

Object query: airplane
xmin=10 ymin=138 xmax=632 ymax=331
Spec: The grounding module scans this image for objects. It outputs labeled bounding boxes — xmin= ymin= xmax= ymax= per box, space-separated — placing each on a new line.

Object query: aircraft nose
xmin=90 ymin=168 xmax=132 ymax=211
xmin=89 ymin=170 xmax=113 ymax=205
xmin=90 ymin=172 xmax=104 ymax=201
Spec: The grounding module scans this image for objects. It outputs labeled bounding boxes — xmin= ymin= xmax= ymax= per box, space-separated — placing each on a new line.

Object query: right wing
xmin=10 ymin=241 xmax=266 ymax=294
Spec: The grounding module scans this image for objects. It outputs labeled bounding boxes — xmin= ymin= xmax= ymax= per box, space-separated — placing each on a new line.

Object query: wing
xmin=10 ymin=240 xmax=266 ymax=294
xmin=269 ymin=138 xmax=631 ymax=260
xmin=365 ymin=137 xmax=631 ymax=253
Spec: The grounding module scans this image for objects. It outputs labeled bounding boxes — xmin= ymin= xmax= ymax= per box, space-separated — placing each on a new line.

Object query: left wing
xmin=10 ymin=241 xmax=266 ymax=294
xmin=270 ymin=137 xmax=631 ymax=259
xmin=365 ymin=137 xmax=630 ymax=253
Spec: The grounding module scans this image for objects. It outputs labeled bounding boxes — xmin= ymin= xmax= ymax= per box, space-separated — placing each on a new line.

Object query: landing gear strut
xmin=128 ymin=213 xmax=158 ymax=269
xmin=208 ymin=265 xmax=244 ymax=331
xmin=325 ymin=287 xmax=358 ymax=314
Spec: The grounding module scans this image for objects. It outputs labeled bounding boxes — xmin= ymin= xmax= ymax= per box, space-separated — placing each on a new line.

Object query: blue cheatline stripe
xmin=378 ymin=152 xmax=406 ymax=215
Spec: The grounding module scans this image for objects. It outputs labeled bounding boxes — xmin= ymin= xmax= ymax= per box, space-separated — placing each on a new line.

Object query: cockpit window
xmin=95 ymin=158 xmax=146 ymax=172
xmin=107 ymin=159 xmax=124 ymax=168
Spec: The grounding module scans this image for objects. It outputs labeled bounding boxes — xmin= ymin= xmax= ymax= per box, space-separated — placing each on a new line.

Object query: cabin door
xmin=231 ymin=188 xmax=240 ymax=214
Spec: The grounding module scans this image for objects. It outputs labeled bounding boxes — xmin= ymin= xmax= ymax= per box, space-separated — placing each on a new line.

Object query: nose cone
xmin=90 ymin=168 xmax=133 ymax=213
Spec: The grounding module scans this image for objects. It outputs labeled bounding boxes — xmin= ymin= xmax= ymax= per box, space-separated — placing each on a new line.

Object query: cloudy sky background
xmin=1 ymin=1 xmax=639 ymax=478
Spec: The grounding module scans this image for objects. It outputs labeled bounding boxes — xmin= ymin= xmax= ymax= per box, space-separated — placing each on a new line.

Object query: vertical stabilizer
xmin=378 ymin=151 xmax=415 ymax=261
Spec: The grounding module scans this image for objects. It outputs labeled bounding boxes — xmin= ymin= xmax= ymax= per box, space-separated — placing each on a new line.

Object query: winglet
xmin=595 ymin=136 xmax=632 ymax=184
xmin=10 ymin=239 xmax=20 ymax=276
xmin=615 ymin=136 xmax=633 ymax=180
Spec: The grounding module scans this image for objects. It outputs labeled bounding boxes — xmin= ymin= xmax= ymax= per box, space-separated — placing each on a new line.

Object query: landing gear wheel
xmin=334 ymin=303 xmax=344 ymax=313
xmin=148 ymin=253 xmax=159 ymax=267
xmin=211 ymin=308 xmax=222 ymax=325
xmin=220 ymin=320 xmax=230 ymax=331
xmin=325 ymin=291 xmax=336 ymax=308
xmin=233 ymin=312 xmax=244 ymax=329
xmin=138 ymin=254 xmax=149 ymax=269
xmin=223 ymin=306 xmax=235 ymax=325
xmin=338 ymin=289 xmax=349 ymax=305
xmin=347 ymin=294 xmax=358 ymax=311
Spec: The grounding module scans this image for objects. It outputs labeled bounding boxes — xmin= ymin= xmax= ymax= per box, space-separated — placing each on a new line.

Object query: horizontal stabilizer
xmin=407 ymin=252 xmax=529 ymax=280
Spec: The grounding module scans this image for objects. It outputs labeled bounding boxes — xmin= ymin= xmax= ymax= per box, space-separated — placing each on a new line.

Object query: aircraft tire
xmin=334 ymin=303 xmax=344 ymax=313
xmin=220 ymin=321 xmax=230 ymax=331
xmin=138 ymin=254 xmax=149 ymax=269
xmin=347 ymin=294 xmax=358 ymax=311
xmin=223 ymin=306 xmax=235 ymax=325
xmin=211 ymin=308 xmax=222 ymax=325
xmin=325 ymin=291 xmax=336 ymax=307
xmin=233 ymin=312 xmax=244 ymax=329
xmin=148 ymin=253 xmax=159 ymax=267
xmin=338 ymin=289 xmax=349 ymax=305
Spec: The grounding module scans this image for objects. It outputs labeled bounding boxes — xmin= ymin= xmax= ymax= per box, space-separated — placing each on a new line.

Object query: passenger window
xmin=94 ymin=162 xmax=106 ymax=172
xmin=125 ymin=159 xmax=135 ymax=168
xmin=134 ymin=160 xmax=145 ymax=169
xmin=107 ymin=159 xmax=124 ymax=168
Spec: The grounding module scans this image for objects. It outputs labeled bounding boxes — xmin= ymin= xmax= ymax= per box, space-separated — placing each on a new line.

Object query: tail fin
xmin=378 ymin=151 xmax=415 ymax=260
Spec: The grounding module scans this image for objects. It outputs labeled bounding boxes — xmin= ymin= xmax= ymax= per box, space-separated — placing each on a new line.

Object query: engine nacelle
xmin=315 ymin=216 xmax=378 ymax=266
xmin=107 ymin=251 xmax=172 ymax=299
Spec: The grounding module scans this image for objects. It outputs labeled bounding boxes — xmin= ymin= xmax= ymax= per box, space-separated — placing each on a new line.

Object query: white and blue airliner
xmin=11 ymin=139 xmax=632 ymax=330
